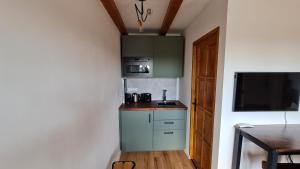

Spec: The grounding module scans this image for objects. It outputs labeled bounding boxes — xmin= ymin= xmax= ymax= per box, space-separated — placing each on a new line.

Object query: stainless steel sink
xmin=157 ymin=101 xmax=177 ymax=106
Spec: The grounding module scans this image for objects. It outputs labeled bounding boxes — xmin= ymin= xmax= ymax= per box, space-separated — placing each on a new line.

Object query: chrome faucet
xmin=162 ymin=89 xmax=167 ymax=102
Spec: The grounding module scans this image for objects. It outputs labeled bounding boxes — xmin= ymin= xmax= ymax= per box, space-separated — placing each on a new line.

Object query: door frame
xmin=189 ymin=27 xmax=220 ymax=161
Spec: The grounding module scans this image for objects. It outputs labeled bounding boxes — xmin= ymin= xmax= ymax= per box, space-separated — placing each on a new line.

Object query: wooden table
xmin=232 ymin=124 xmax=300 ymax=169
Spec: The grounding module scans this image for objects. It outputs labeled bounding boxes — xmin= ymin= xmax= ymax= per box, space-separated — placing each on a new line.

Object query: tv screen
xmin=233 ymin=73 xmax=300 ymax=111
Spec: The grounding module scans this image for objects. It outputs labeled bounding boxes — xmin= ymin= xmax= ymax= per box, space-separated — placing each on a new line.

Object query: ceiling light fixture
xmin=135 ymin=0 xmax=151 ymax=32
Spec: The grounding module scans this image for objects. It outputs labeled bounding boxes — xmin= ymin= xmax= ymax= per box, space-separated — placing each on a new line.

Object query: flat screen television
xmin=233 ymin=72 xmax=300 ymax=111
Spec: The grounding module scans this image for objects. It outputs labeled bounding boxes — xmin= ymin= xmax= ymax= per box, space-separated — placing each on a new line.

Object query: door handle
xmin=149 ymin=113 xmax=151 ymax=123
xmin=192 ymin=99 xmax=197 ymax=112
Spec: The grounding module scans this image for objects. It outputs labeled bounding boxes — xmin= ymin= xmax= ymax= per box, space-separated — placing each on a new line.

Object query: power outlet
xmin=127 ymin=88 xmax=138 ymax=93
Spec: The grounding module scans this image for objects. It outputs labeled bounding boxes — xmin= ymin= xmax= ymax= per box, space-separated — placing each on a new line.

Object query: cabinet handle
xmin=149 ymin=113 xmax=151 ymax=123
xmin=164 ymin=131 xmax=174 ymax=135
xmin=164 ymin=121 xmax=174 ymax=125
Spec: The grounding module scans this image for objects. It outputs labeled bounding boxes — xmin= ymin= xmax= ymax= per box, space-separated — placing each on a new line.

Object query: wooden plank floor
xmin=119 ymin=151 xmax=195 ymax=169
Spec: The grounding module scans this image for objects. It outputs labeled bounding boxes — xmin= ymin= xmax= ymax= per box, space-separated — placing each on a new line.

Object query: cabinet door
xmin=121 ymin=35 xmax=154 ymax=57
xmin=120 ymin=110 xmax=153 ymax=152
xmin=153 ymin=36 xmax=184 ymax=77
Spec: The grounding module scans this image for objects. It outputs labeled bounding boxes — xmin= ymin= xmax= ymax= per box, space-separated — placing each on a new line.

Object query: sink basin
xmin=157 ymin=101 xmax=177 ymax=106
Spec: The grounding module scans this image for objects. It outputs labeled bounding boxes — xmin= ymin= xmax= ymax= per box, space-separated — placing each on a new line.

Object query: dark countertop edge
xmin=119 ymin=100 xmax=188 ymax=111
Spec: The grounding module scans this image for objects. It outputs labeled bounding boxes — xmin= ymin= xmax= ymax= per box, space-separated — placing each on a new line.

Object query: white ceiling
xmin=114 ymin=0 xmax=211 ymax=33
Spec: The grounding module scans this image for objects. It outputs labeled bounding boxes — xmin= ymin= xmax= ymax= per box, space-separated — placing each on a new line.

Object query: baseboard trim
xmin=106 ymin=147 xmax=121 ymax=169
xmin=184 ymin=149 xmax=191 ymax=159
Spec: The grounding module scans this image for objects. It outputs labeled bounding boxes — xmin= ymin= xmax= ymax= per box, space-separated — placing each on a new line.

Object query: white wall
xmin=219 ymin=0 xmax=300 ymax=169
xmin=179 ymin=0 xmax=228 ymax=168
xmin=0 ymin=0 xmax=122 ymax=169
xmin=126 ymin=78 xmax=179 ymax=100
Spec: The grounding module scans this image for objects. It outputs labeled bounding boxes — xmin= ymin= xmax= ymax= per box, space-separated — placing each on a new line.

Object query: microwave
xmin=122 ymin=57 xmax=153 ymax=77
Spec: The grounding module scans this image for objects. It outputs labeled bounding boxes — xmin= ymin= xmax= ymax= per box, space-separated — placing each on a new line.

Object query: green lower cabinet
xmin=153 ymin=110 xmax=187 ymax=151
xmin=153 ymin=130 xmax=186 ymax=150
xmin=120 ymin=110 xmax=186 ymax=152
xmin=120 ymin=110 xmax=153 ymax=152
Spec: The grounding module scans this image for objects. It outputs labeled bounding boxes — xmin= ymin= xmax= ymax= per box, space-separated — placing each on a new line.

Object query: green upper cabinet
xmin=153 ymin=36 xmax=184 ymax=77
xmin=121 ymin=35 xmax=184 ymax=78
xmin=121 ymin=35 xmax=154 ymax=57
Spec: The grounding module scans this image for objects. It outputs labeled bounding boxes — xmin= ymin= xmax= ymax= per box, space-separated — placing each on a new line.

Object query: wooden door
xmin=190 ymin=27 xmax=219 ymax=169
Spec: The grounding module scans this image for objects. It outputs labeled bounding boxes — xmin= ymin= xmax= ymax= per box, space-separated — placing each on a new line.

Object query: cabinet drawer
xmin=153 ymin=130 xmax=186 ymax=150
xmin=154 ymin=120 xmax=186 ymax=130
xmin=154 ymin=110 xmax=186 ymax=120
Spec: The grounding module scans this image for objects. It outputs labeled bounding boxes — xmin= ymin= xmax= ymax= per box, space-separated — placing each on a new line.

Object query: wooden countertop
xmin=119 ymin=100 xmax=187 ymax=111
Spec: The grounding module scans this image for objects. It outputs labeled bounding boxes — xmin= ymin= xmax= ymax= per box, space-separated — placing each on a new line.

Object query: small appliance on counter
xmin=125 ymin=93 xmax=133 ymax=104
xmin=132 ymin=93 xmax=139 ymax=103
xmin=139 ymin=93 xmax=152 ymax=103
xmin=124 ymin=93 xmax=152 ymax=104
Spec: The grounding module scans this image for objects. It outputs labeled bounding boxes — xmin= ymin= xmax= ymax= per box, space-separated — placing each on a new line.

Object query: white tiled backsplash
xmin=124 ymin=78 xmax=179 ymax=100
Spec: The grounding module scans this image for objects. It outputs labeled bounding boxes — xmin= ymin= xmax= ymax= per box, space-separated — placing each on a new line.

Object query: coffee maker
xmin=124 ymin=93 xmax=133 ymax=104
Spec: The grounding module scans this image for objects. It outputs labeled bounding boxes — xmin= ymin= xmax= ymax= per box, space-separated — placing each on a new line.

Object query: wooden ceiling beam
xmin=159 ymin=0 xmax=183 ymax=35
xmin=100 ymin=0 xmax=127 ymax=34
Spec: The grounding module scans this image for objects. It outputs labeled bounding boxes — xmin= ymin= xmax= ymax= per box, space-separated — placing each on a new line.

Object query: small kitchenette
xmin=119 ymin=34 xmax=188 ymax=152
